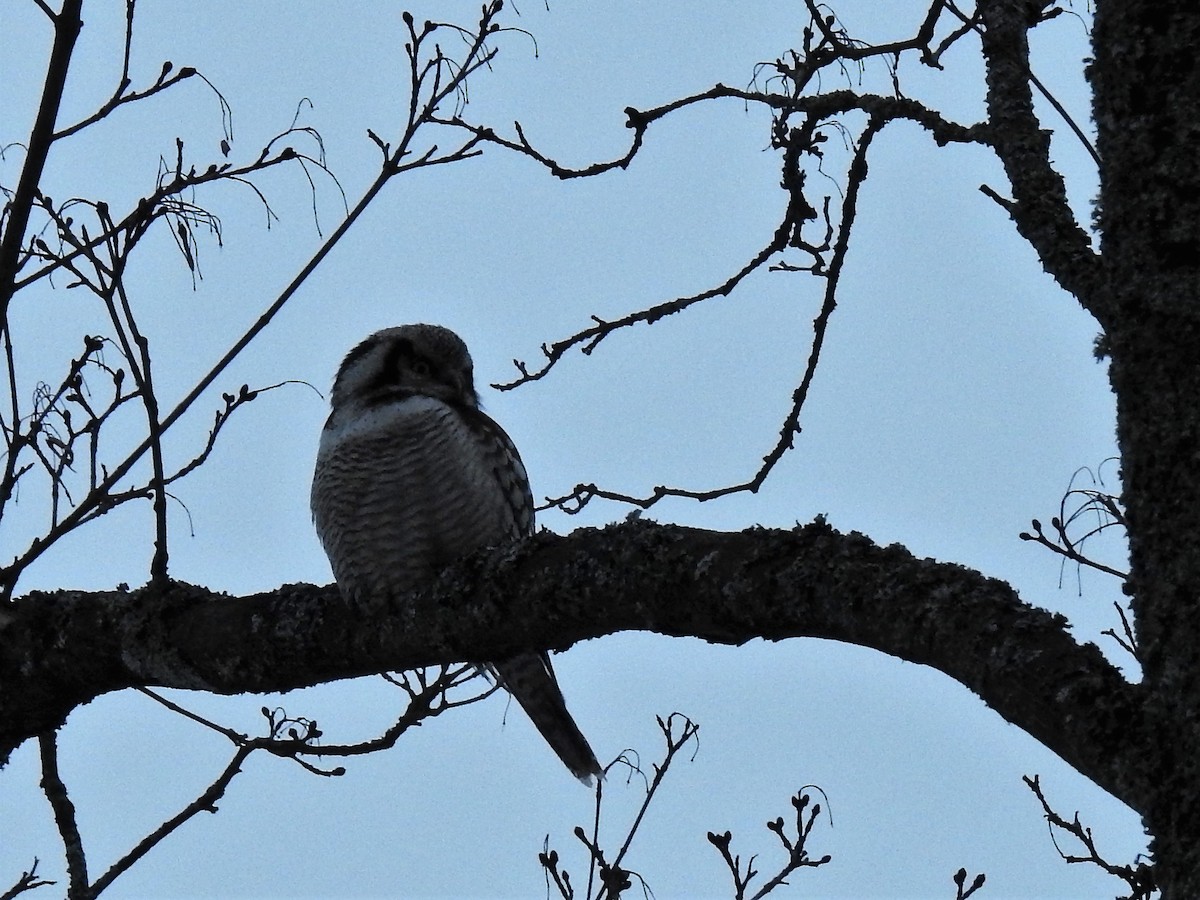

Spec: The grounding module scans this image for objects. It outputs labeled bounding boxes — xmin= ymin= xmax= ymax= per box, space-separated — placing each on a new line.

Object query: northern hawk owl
xmin=311 ymin=324 xmax=602 ymax=783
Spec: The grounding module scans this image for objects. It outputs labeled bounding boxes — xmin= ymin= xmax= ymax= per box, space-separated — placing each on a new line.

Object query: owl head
xmin=328 ymin=324 xmax=479 ymax=414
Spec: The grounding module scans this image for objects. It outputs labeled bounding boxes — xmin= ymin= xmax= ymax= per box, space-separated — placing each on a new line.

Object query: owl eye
xmin=409 ymin=359 xmax=432 ymax=377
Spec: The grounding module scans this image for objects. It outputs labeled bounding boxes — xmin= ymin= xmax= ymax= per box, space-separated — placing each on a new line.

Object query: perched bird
xmin=311 ymin=324 xmax=602 ymax=783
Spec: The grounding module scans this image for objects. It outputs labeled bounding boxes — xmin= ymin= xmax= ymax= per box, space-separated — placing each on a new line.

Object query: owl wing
xmin=464 ymin=407 xmax=603 ymax=784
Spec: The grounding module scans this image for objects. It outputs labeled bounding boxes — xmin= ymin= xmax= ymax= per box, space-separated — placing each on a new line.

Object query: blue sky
xmin=2 ymin=3 xmax=1143 ymax=898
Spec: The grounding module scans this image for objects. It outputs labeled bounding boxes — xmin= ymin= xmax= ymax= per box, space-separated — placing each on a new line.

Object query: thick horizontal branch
xmin=0 ymin=518 xmax=1148 ymax=811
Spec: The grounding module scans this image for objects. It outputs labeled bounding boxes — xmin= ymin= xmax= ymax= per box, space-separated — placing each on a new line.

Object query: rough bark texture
xmin=0 ymin=519 xmax=1149 ymax=812
xmin=1091 ymin=2 xmax=1200 ymax=895
xmin=977 ymin=0 xmax=1105 ymax=312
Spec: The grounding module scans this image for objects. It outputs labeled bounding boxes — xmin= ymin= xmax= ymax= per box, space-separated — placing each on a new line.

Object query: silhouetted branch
xmin=708 ymin=786 xmax=831 ymax=900
xmin=507 ymin=230 xmax=790 ymax=395
xmin=1019 ymin=516 xmax=1127 ymax=581
xmin=429 ymin=6 xmax=994 ymax=521
xmin=88 ymin=744 xmax=253 ymax=897
xmin=942 ymin=0 xmax=1099 ymax=164
xmin=952 ymin=866 xmax=987 ymax=899
xmin=598 ymin=713 xmax=699 ymax=898
xmin=0 ymin=858 xmax=54 ymax=900
xmin=540 ymin=712 xmax=699 ymax=900
xmin=1 ymin=519 xmax=1154 ymax=821
xmin=448 ymin=90 xmax=982 ymax=186
xmin=0 ymin=0 xmax=82 ymax=327
xmin=976 ymin=0 xmax=1104 ymax=316
xmin=88 ymin=666 xmax=492 ymax=897
xmin=55 ymin=62 xmax=201 ymax=142
xmin=304 ymin=666 xmax=498 ymax=758
xmin=37 ymin=733 xmax=86 ymax=899
xmin=1024 ymin=775 xmax=1155 ymax=900
xmin=136 ymin=688 xmax=244 ymax=741
xmin=1101 ymin=602 xmax=1139 ymax=663
xmin=159 ymin=381 xmax=308 ymax=487
xmin=1020 ymin=461 xmax=1129 ymax=586
xmin=433 ymin=1 xmax=1099 ymax=528
xmin=0 ymin=1 xmax=508 ymax=600
xmin=537 ymin=115 xmax=886 ymax=515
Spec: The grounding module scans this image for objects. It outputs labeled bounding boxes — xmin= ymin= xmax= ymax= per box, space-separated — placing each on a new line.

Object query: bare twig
xmin=538 ymin=115 xmax=888 ymax=516
xmin=1020 ymin=461 xmax=1129 ymax=587
xmin=600 ymin=713 xmax=699 ymax=895
xmin=0 ymin=858 xmax=54 ymax=900
xmin=0 ymin=2 xmax=508 ymax=599
xmin=54 ymin=62 xmax=201 ymax=142
xmin=504 ymin=230 xmax=791 ymax=393
xmin=448 ymin=89 xmax=981 ymax=189
xmin=1019 ymin=516 xmax=1127 ymax=580
xmin=952 ymin=866 xmax=987 ymax=899
xmin=0 ymin=0 xmax=83 ymax=327
xmin=1101 ymin=601 xmax=1139 ymax=662
xmin=94 ymin=666 xmax=493 ymax=897
xmin=538 ymin=713 xmax=699 ymax=900
xmin=157 ymin=381 xmax=307 ymax=488
xmin=37 ymin=732 xmax=87 ymax=899
xmin=1024 ymin=775 xmax=1155 ymax=900
xmin=707 ymin=786 xmax=832 ymax=900
xmin=89 ymin=745 xmax=254 ymax=897
xmin=306 ymin=666 xmax=497 ymax=758
xmin=136 ymin=687 xmax=247 ymax=742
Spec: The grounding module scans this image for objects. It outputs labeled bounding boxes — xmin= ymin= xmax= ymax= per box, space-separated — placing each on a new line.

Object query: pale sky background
xmin=1 ymin=3 xmax=1144 ymax=899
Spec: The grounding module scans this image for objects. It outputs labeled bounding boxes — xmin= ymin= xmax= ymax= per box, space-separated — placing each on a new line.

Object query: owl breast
xmin=311 ymin=395 xmax=528 ymax=601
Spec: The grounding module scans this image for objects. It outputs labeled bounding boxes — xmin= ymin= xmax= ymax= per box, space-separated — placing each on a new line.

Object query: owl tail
xmin=492 ymin=653 xmax=603 ymax=785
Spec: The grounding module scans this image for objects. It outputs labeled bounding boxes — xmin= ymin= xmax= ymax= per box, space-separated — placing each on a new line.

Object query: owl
xmin=311 ymin=324 xmax=602 ymax=783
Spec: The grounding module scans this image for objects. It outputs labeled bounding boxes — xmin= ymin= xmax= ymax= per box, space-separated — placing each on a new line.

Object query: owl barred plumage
xmin=311 ymin=324 xmax=602 ymax=783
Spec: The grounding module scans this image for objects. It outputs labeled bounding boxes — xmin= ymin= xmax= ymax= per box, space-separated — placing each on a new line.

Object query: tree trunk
xmin=1092 ymin=1 xmax=1200 ymax=894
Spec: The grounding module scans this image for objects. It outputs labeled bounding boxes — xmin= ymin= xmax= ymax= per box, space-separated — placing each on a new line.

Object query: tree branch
xmin=536 ymin=114 xmax=886 ymax=515
xmin=446 ymin=89 xmax=985 ymax=185
xmin=37 ymin=732 xmax=86 ymax=899
xmin=0 ymin=2 xmax=503 ymax=600
xmin=0 ymin=0 xmax=83 ymax=328
xmin=976 ymin=0 xmax=1107 ymax=319
xmin=0 ymin=519 xmax=1151 ymax=817
xmin=0 ymin=857 xmax=54 ymax=900
xmin=89 ymin=745 xmax=253 ymax=898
